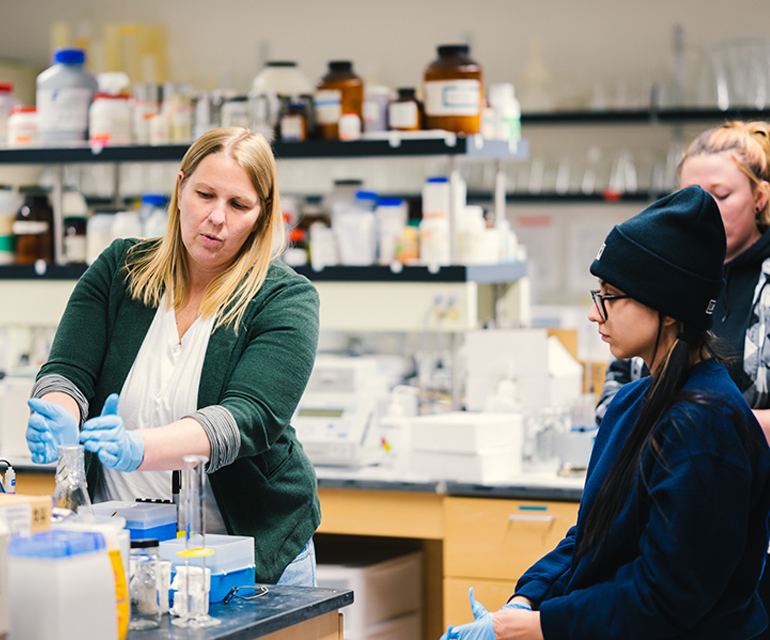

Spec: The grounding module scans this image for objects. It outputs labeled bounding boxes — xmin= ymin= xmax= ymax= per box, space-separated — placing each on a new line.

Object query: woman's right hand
xmin=26 ymin=397 xmax=79 ymax=464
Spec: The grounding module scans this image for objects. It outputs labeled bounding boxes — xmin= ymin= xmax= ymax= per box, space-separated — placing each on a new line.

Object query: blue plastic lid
xmin=52 ymin=48 xmax=86 ymax=65
xmin=355 ymin=190 xmax=379 ymax=201
xmin=141 ymin=194 xmax=168 ymax=207
xmin=8 ymin=529 xmax=105 ymax=559
xmin=426 ymin=176 xmax=449 ymax=183
xmin=377 ymin=197 xmax=405 ymax=207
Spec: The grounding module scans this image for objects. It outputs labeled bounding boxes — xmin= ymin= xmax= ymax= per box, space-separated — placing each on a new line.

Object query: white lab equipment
xmin=408 ymin=411 xmax=524 ymax=484
xmin=292 ymin=355 xmax=392 ymax=467
xmin=465 ymin=328 xmax=583 ymax=412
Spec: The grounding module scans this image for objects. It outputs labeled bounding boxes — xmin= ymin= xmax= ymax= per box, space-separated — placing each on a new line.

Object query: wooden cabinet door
xmin=444 ymin=497 xmax=579 ymax=581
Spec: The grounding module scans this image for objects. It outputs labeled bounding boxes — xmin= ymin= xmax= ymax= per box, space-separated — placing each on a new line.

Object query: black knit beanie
xmin=589 ymin=185 xmax=725 ymax=330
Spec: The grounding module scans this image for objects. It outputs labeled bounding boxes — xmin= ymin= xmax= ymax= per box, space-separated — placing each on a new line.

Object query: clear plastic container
xmin=36 ymin=48 xmax=98 ymax=144
xmin=423 ymin=45 xmax=484 ymax=134
xmin=86 ymin=208 xmax=118 ymax=263
xmin=139 ymin=193 xmax=169 ymax=238
xmin=8 ymin=530 xmax=118 ymax=640
xmin=314 ymin=61 xmax=364 ymax=140
xmin=130 ymin=538 xmax=162 ymax=630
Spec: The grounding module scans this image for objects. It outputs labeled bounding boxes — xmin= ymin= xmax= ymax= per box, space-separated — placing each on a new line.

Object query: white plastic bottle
xmin=419 ymin=176 xmax=451 ymax=266
xmin=488 ymin=83 xmax=521 ymax=142
xmin=0 ymin=83 xmax=21 ymax=145
xmin=36 ymin=48 xmax=98 ymax=145
xmin=139 ymin=193 xmax=169 ymax=237
xmin=111 ymin=210 xmax=143 ymax=241
xmin=375 ymin=197 xmax=408 ymax=265
xmin=457 ymin=205 xmax=486 ymax=264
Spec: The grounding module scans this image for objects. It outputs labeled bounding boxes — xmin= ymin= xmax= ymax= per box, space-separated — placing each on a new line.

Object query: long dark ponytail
xmin=575 ymin=321 xmax=726 ymax=559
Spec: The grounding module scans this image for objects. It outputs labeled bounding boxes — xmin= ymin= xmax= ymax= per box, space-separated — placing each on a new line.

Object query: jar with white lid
xmin=89 ymin=93 xmax=132 ymax=146
xmin=7 ymin=106 xmax=38 ymax=147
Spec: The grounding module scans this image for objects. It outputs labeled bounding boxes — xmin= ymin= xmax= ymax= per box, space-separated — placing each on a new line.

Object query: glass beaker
xmin=53 ymin=444 xmax=92 ymax=515
xmin=170 ymin=454 xmax=220 ymax=629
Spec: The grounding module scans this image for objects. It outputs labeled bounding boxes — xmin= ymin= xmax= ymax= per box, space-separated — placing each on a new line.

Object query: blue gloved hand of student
xmin=440 ymin=588 xmax=532 ymax=640
xmin=80 ymin=393 xmax=144 ymax=472
xmin=26 ymin=397 xmax=79 ymax=464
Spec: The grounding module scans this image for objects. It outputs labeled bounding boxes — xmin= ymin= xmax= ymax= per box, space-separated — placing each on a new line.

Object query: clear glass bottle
xmin=314 ymin=61 xmax=364 ymax=140
xmin=53 ymin=444 xmax=92 ymax=514
xmin=423 ymin=45 xmax=484 ymax=134
xmin=129 ymin=538 xmax=162 ymax=630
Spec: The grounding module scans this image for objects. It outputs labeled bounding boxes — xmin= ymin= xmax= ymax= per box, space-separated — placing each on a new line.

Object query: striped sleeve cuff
xmin=185 ymin=405 xmax=241 ymax=473
xmin=30 ymin=374 xmax=89 ymax=426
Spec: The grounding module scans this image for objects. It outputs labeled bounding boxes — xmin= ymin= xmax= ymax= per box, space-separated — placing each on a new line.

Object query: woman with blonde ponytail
xmin=443 ymin=186 xmax=770 ymax=640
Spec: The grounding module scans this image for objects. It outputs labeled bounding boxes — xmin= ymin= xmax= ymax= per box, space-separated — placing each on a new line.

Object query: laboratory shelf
xmin=521 ymin=106 xmax=770 ymax=126
xmin=293 ymin=261 xmax=527 ymax=284
xmin=0 ymin=262 xmax=88 ymax=280
xmin=0 ymin=134 xmax=529 ymax=165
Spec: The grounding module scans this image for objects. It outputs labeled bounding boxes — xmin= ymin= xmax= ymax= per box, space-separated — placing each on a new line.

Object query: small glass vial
xmin=423 ymin=44 xmax=484 ymax=134
xmin=13 ymin=188 xmax=54 ymax=264
xmin=279 ymin=101 xmax=308 ymax=141
xmin=129 ymin=538 xmax=162 ymax=630
xmin=388 ymin=88 xmax=423 ymax=131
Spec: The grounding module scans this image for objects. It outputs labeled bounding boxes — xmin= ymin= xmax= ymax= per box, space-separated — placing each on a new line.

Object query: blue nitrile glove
xmin=80 ymin=393 xmax=144 ymax=472
xmin=440 ymin=588 xmax=533 ymax=640
xmin=440 ymin=588 xmax=496 ymax=640
xmin=26 ymin=397 xmax=79 ymax=464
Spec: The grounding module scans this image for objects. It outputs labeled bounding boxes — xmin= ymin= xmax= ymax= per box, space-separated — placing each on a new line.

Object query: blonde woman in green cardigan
xmin=25 ymin=127 xmax=321 ymax=585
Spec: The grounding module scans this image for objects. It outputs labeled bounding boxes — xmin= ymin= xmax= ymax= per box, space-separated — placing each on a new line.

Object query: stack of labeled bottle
xmin=1 ymin=43 xmax=520 ymax=148
xmin=284 ymin=175 xmax=522 ymax=269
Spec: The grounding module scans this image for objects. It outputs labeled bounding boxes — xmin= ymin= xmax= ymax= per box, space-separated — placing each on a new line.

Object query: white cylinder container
xmin=36 ymin=48 xmax=98 ymax=145
xmin=6 ymin=106 xmax=38 ymax=147
xmin=89 ymin=93 xmax=132 ymax=145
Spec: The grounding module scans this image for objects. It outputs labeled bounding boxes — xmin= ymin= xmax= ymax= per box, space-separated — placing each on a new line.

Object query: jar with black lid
xmin=388 ymin=88 xmax=423 ymax=132
xmin=13 ymin=187 xmax=54 ymax=264
xmin=422 ymin=44 xmax=484 ymax=134
xmin=314 ymin=61 xmax=363 ymax=140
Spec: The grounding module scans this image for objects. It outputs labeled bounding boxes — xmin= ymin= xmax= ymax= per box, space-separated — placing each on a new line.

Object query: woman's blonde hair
xmin=680 ymin=120 xmax=770 ymax=225
xmin=124 ymin=127 xmax=285 ymax=333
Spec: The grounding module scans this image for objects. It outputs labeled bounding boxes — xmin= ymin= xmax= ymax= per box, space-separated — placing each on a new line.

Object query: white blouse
xmin=96 ymin=292 xmax=227 ymax=533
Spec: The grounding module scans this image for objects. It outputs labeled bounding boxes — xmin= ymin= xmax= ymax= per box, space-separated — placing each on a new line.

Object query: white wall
xmin=1 ymin=0 xmax=768 ymax=107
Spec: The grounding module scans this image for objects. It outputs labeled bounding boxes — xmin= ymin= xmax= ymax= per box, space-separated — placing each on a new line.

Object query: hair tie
xmin=677 ymin=332 xmax=695 ymax=345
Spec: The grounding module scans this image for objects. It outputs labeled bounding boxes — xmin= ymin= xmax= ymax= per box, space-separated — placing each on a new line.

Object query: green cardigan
xmin=37 ymin=238 xmax=322 ymax=581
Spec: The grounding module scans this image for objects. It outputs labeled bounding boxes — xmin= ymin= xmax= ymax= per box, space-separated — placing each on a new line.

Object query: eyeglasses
xmin=223 ymin=585 xmax=269 ymax=604
xmin=590 ymin=289 xmax=631 ymax=322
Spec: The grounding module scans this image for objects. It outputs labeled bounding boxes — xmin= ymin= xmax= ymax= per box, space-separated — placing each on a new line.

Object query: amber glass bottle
xmin=13 ymin=188 xmax=54 ymax=264
xmin=387 ymin=88 xmax=423 ymax=131
xmin=314 ymin=61 xmax=364 ymax=140
xmin=423 ymin=45 xmax=484 ymax=134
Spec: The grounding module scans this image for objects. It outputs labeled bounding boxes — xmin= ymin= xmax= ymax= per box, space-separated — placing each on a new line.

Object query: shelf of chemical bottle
xmin=0 ymin=135 xmax=529 ymax=165
xmin=520 ymin=106 xmax=770 ymax=126
xmin=465 ymin=190 xmax=663 ymax=204
xmin=0 ymin=261 xmax=527 ymax=284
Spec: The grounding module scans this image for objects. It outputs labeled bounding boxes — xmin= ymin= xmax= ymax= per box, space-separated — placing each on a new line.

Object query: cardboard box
xmin=0 ymin=494 xmax=52 ymax=535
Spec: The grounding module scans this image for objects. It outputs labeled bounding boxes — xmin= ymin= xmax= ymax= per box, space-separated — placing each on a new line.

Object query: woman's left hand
xmin=80 ymin=393 xmax=145 ymax=472
xmin=441 ymin=588 xmax=540 ymax=640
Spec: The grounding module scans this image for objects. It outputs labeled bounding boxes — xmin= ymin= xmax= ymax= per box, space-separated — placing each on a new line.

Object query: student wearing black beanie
xmin=441 ymin=186 xmax=770 ymax=640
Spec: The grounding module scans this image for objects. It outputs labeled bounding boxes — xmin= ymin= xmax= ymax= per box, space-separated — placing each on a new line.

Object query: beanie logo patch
xmin=596 ymin=242 xmax=606 ymax=260
xmin=706 ymin=299 xmax=716 ymax=315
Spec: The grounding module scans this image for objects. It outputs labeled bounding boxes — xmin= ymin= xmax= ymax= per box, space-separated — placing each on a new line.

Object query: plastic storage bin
xmin=316 ymin=545 xmax=422 ymax=640
xmin=159 ymin=533 xmax=255 ymax=603
xmin=103 ymin=501 xmax=177 ymax=541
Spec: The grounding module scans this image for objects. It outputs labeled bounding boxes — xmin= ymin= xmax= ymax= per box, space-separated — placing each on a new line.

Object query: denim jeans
xmin=274 ymin=538 xmax=316 ymax=587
